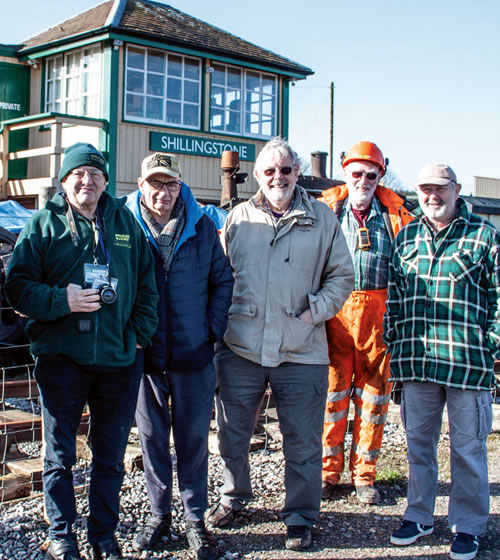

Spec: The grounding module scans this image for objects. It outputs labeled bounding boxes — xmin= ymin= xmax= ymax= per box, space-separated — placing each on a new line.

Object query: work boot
xmin=45 ymin=538 xmax=81 ymax=560
xmin=285 ymin=526 xmax=312 ymax=551
xmin=185 ymin=520 xmax=218 ymax=560
xmin=206 ymin=501 xmax=236 ymax=528
xmin=91 ymin=536 xmax=122 ymax=560
xmin=355 ymin=484 xmax=380 ymax=504
xmin=321 ymin=481 xmax=337 ymax=500
xmin=132 ymin=513 xmax=172 ymax=552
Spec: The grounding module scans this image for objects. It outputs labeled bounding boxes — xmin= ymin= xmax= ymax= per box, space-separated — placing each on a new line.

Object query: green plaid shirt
xmin=339 ymin=196 xmax=393 ymax=290
xmin=383 ymin=198 xmax=500 ymax=390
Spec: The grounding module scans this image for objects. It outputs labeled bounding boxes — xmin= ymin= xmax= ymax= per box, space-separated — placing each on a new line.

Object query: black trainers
xmin=390 ymin=520 xmax=434 ymax=545
xmin=450 ymin=533 xmax=479 ymax=560
xmin=45 ymin=538 xmax=81 ymax=560
xmin=186 ymin=520 xmax=218 ymax=560
xmin=91 ymin=536 xmax=122 ymax=560
xmin=206 ymin=501 xmax=236 ymax=528
xmin=132 ymin=513 xmax=172 ymax=552
xmin=285 ymin=525 xmax=312 ymax=551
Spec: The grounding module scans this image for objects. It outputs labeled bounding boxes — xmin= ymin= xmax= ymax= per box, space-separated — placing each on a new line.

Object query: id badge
xmin=357 ymin=227 xmax=371 ymax=250
xmin=84 ymin=263 xmax=109 ymax=289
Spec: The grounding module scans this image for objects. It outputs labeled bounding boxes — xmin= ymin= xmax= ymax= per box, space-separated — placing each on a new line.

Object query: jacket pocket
xmin=279 ymin=310 xmax=315 ymax=354
xmin=224 ymin=302 xmax=257 ymax=351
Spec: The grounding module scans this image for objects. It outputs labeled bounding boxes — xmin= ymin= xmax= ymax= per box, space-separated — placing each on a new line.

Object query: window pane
xmin=227 ymin=89 xmax=241 ymax=106
xmin=261 ymin=99 xmax=273 ymax=115
xmin=146 ymin=96 xmax=163 ymax=120
xmin=147 ymin=51 xmax=165 ymax=73
xmin=227 ymin=68 xmax=241 ymax=89
xmin=166 ymin=101 xmax=181 ymax=123
xmin=183 ymin=104 xmax=199 ymax=127
xmin=168 ymin=55 xmax=182 ymax=77
xmin=262 ymin=76 xmax=275 ymax=95
xmin=184 ymin=81 xmax=199 ymax=103
xmin=246 ymin=72 xmax=260 ymax=91
xmin=184 ymin=58 xmax=200 ymax=80
xmin=147 ymin=74 xmax=164 ymax=96
xmin=128 ymin=47 xmax=145 ymax=69
xmin=127 ymin=69 xmax=144 ymax=93
xmin=211 ymin=86 xmax=224 ymax=107
xmin=210 ymin=108 xmax=224 ymax=130
xmin=262 ymin=119 xmax=273 ymax=136
xmin=167 ymin=78 xmax=182 ymax=100
xmin=126 ymin=94 xmax=144 ymax=117
xmin=212 ymin=65 xmax=225 ymax=85
xmin=227 ymin=110 xmax=240 ymax=133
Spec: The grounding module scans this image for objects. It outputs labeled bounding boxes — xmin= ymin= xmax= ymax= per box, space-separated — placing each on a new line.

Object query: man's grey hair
xmin=254 ymin=137 xmax=301 ymax=179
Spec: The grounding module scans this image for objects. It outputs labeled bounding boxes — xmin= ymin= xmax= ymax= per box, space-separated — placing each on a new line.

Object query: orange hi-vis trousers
xmin=322 ymin=289 xmax=392 ymax=486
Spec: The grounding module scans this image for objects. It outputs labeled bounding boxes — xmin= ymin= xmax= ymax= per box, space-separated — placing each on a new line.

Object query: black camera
xmin=99 ymin=283 xmax=117 ymax=305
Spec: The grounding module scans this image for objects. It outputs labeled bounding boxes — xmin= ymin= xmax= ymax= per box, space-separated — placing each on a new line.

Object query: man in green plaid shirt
xmin=384 ymin=163 xmax=500 ymax=560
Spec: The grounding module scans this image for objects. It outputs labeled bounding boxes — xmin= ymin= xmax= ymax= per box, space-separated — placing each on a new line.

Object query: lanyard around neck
xmin=65 ymin=200 xmax=110 ymax=267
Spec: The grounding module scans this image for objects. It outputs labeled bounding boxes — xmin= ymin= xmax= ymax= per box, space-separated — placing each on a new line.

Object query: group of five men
xmin=5 ymin=137 xmax=498 ymax=560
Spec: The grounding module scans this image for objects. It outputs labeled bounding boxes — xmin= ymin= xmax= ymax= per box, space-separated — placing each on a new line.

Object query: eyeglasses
xmin=351 ymin=170 xmax=379 ymax=181
xmin=263 ymin=166 xmax=294 ymax=177
xmin=70 ymin=169 xmax=106 ymax=182
xmin=147 ymin=179 xmax=181 ymax=192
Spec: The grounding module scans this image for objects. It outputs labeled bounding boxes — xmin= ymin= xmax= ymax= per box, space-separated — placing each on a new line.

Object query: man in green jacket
xmin=384 ymin=163 xmax=499 ymax=560
xmin=6 ymin=143 xmax=159 ymax=560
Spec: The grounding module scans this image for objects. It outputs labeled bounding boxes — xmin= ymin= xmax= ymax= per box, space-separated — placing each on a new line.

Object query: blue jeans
xmin=34 ymin=352 xmax=143 ymax=544
xmin=135 ymin=362 xmax=216 ymax=521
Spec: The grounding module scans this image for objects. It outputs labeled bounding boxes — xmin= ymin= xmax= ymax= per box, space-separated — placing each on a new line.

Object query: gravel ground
xmin=0 ymin=420 xmax=499 ymax=560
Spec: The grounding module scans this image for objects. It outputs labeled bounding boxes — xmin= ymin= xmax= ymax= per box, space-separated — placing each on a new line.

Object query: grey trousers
xmin=401 ymin=381 xmax=492 ymax=535
xmin=214 ymin=344 xmax=328 ymax=527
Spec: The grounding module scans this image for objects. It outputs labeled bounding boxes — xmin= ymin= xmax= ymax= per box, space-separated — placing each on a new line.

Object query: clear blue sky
xmin=3 ymin=0 xmax=500 ymax=193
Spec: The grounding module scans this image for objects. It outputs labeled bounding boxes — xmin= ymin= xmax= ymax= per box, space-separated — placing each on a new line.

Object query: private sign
xmin=150 ymin=131 xmax=256 ymax=162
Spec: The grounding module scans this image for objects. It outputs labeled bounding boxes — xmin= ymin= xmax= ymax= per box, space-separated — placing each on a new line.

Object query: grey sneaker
xmin=132 ymin=513 xmax=171 ymax=552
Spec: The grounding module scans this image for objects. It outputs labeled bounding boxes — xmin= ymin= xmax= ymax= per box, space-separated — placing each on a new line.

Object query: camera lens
xmin=100 ymin=284 xmax=117 ymax=305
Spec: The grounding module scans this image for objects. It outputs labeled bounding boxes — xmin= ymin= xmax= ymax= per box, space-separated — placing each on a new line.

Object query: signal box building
xmin=0 ymin=0 xmax=312 ymax=207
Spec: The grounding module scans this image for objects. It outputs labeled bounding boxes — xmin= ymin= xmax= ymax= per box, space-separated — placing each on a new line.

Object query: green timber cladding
xmin=0 ymin=0 xmax=313 ymax=205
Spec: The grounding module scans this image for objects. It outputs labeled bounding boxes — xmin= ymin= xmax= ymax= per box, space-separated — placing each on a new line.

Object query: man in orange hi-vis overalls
xmin=320 ymin=141 xmax=413 ymax=504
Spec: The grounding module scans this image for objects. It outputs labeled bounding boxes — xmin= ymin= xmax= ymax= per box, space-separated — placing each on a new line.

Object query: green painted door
xmin=0 ymin=62 xmax=30 ymax=179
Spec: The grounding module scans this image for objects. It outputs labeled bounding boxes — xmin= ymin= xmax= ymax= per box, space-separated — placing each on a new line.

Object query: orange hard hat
xmin=340 ymin=141 xmax=388 ymax=176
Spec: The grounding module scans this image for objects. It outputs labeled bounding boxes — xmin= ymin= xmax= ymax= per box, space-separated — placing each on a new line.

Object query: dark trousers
xmin=214 ymin=344 xmax=328 ymax=527
xmin=135 ymin=362 xmax=216 ymax=521
xmin=34 ymin=352 xmax=143 ymax=544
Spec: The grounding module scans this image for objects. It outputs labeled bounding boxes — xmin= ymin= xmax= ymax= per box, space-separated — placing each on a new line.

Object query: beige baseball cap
xmin=414 ymin=162 xmax=457 ymax=188
xmin=141 ymin=152 xmax=181 ymax=180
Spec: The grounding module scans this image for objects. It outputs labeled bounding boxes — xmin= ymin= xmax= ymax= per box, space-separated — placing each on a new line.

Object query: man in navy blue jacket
xmin=127 ymin=153 xmax=233 ymax=559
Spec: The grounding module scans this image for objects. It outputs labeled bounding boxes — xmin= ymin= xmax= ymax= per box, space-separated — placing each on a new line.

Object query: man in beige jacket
xmin=207 ymin=137 xmax=354 ymax=551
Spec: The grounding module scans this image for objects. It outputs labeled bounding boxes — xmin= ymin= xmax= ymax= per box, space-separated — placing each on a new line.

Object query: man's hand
xmin=298 ymin=309 xmax=313 ymax=324
xmin=67 ymin=283 xmax=101 ymax=313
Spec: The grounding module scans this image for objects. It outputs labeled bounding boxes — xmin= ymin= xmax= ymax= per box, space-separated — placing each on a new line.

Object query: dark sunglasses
xmin=263 ymin=166 xmax=294 ymax=177
xmin=351 ymin=170 xmax=378 ymax=181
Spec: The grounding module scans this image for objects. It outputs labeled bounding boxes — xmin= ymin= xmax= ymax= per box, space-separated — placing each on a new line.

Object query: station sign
xmin=150 ymin=131 xmax=256 ymax=162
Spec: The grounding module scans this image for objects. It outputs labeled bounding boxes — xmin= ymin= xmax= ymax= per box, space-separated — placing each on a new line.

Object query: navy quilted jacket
xmin=126 ymin=185 xmax=233 ymax=372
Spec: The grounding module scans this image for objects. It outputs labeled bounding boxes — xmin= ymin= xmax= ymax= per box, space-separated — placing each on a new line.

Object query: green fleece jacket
xmin=5 ymin=191 xmax=158 ymax=366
